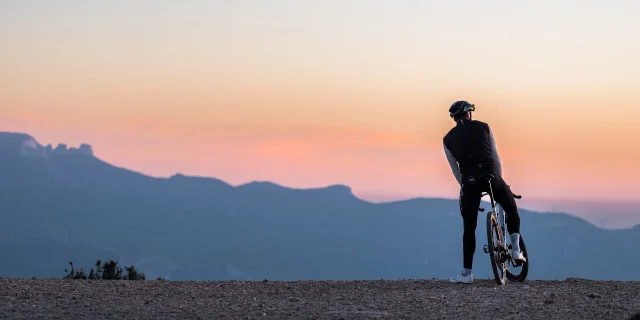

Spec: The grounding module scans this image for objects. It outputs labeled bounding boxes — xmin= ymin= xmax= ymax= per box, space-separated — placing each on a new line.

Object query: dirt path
xmin=1 ymin=278 xmax=639 ymax=319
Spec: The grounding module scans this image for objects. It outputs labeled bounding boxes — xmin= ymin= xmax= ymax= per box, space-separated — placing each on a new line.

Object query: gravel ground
xmin=1 ymin=278 xmax=639 ymax=319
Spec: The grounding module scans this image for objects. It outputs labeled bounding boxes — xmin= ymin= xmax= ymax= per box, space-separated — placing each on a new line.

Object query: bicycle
xmin=479 ymin=174 xmax=529 ymax=285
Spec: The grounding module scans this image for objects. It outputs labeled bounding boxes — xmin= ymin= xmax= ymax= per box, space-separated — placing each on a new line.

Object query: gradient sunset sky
xmin=1 ymin=0 xmax=639 ymax=203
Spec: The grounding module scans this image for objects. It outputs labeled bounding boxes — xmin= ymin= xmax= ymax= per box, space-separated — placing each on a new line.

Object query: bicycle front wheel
xmin=486 ymin=211 xmax=506 ymax=285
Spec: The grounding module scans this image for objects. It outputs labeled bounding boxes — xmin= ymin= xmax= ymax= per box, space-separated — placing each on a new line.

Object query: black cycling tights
xmin=459 ymin=174 xmax=521 ymax=270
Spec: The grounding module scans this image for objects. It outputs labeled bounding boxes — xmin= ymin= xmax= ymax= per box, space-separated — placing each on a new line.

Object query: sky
xmin=1 ymin=0 xmax=640 ymax=205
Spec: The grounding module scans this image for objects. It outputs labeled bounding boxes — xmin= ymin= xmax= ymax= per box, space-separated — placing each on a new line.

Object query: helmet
xmin=449 ymin=101 xmax=475 ymax=118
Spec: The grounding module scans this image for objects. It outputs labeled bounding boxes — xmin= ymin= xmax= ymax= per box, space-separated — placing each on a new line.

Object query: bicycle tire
xmin=486 ymin=211 xmax=506 ymax=285
xmin=506 ymin=235 xmax=529 ymax=282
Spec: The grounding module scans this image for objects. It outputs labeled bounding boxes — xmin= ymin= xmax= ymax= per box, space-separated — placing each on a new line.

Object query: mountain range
xmin=0 ymin=131 xmax=638 ymax=281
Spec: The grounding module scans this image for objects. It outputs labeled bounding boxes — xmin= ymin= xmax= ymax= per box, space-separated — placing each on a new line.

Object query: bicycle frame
xmin=495 ymin=203 xmax=511 ymax=254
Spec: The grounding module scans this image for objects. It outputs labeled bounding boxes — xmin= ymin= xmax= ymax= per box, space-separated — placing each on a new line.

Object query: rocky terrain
xmin=1 ymin=278 xmax=639 ymax=319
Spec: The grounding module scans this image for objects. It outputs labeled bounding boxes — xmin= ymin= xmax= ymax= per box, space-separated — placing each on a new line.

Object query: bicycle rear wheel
xmin=506 ymin=235 xmax=529 ymax=282
xmin=486 ymin=211 xmax=506 ymax=285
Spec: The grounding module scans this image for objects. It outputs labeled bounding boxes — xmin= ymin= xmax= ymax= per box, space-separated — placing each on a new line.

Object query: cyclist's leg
xmin=492 ymin=175 xmax=520 ymax=234
xmin=459 ymin=181 xmax=483 ymax=271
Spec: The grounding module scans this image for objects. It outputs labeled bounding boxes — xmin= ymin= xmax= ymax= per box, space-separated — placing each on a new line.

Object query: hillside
xmin=1 ymin=278 xmax=639 ymax=319
xmin=0 ymin=131 xmax=639 ymax=281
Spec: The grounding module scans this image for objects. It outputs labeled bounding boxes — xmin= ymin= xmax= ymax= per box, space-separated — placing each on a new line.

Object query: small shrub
xmin=64 ymin=259 xmax=146 ymax=281
xmin=124 ymin=265 xmax=146 ymax=280
xmin=64 ymin=261 xmax=88 ymax=280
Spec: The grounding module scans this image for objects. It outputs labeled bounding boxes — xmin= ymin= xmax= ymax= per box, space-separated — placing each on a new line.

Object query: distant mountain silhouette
xmin=0 ymin=131 xmax=638 ymax=280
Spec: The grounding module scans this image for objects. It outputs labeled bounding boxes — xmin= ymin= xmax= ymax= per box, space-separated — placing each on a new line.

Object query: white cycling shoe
xmin=511 ymin=249 xmax=526 ymax=263
xmin=449 ymin=272 xmax=473 ymax=284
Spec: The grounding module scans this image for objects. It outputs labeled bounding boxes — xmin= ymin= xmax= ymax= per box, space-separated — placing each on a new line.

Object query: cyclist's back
xmin=443 ymin=119 xmax=498 ymax=180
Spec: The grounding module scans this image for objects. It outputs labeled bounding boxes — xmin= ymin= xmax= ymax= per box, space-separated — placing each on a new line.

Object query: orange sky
xmin=1 ymin=1 xmax=639 ymax=202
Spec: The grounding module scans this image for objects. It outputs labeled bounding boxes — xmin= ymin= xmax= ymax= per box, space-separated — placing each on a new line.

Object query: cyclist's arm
xmin=443 ymin=142 xmax=462 ymax=186
xmin=488 ymin=126 xmax=502 ymax=176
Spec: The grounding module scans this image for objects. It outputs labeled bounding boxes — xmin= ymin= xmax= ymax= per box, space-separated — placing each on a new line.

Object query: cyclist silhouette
xmin=443 ymin=101 xmax=525 ymax=284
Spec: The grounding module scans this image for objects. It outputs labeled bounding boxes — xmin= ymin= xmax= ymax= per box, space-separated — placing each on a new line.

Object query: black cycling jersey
xmin=443 ymin=119 xmax=500 ymax=180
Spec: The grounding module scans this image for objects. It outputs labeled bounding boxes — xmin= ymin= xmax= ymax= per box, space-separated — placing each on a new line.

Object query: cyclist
xmin=442 ymin=101 xmax=525 ymax=284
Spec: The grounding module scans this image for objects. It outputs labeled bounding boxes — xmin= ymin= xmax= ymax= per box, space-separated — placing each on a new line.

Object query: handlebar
xmin=480 ymin=191 xmax=522 ymax=199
